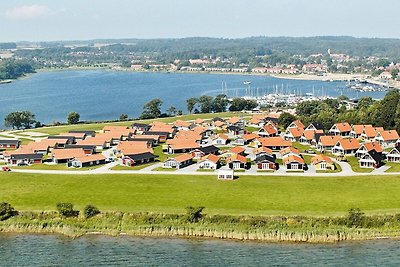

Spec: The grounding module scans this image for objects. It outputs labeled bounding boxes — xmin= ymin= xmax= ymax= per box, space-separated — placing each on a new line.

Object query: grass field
xmin=384 ymin=162 xmax=400 ymax=172
xmin=10 ymin=164 xmax=99 ymax=171
xmin=26 ymin=112 xmax=244 ymax=135
xmin=1 ymin=172 xmax=400 ymax=216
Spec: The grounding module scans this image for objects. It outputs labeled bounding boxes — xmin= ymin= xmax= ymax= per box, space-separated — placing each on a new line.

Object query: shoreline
xmin=2 ymin=211 xmax=400 ymax=244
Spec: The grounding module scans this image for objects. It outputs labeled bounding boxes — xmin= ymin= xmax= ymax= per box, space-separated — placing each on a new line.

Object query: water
xmin=1 ymin=234 xmax=400 ymax=266
xmin=0 ymin=70 xmax=386 ymax=128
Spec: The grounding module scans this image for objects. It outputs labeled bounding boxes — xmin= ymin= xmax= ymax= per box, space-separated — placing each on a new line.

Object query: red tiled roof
xmin=311 ymin=155 xmax=333 ymax=165
xmin=319 ymin=135 xmax=343 ymax=147
xmin=283 ymin=155 xmax=304 ymax=165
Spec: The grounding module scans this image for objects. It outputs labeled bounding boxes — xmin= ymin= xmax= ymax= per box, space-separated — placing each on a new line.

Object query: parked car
xmin=105 ymin=158 xmax=115 ymax=163
xmin=2 ymin=166 xmax=11 ymax=172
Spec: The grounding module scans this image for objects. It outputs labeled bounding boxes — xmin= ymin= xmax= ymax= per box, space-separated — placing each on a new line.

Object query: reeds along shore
xmin=2 ymin=211 xmax=400 ymax=243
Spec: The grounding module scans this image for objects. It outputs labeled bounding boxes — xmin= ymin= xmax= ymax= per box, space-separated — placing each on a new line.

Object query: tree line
xmin=0 ymin=60 xmax=35 ymax=80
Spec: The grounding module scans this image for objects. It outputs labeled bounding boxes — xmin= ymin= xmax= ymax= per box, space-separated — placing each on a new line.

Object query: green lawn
xmin=384 ymin=162 xmax=400 ymax=173
xmin=2 ymin=172 xmax=400 ymax=216
xmin=10 ymin=164 xmax=100 ymax=171
xmin=27 ymin=112 xmax=244 ymax=135
xmin=245 ymin=126 xmax=259 ymax=133
xmin=346 ymin=156 xmax=373 ymax=173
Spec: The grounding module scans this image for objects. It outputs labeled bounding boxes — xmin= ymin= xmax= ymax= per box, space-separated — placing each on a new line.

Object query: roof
xmin=129 ymin=135 xmax=160 ymax=141
xmin=171 ymin=153 xmax=194 ymax=163
xmin=228 ymin=154 xmax=247 ymax=163
xmin=332 ymin=122 xmax=351 ymax=132
xmin=306 ymin=122 xmax=324 ymax=130
xmin=174 ymin=120 xmax=192 ymax=128
xmin=243 ymin=133 xmax=259 ymax=141
xmin=65 ymin=144 xmax=96 ymax=150
xmin=287 ymin=127 xmax=304 ymax=138
xmin=199 ymin=154 xmax=220 ymax=164
xmin=25 ymin=139 xmax=69 ymax=151
xmin=215 ymin=134 xmax=229 ymax=140
xmin=311 ymin=155 xmax=333 ymax=165
xmin=262 ymin=125 xmax=278 ymax=135
xmin=227 ymin=125 xmax=243 ymax=132
xmin=361 ymin=141 xmax=383 ymax=153
xmin=132 ymin=123 xmax=151 ymax=128
xmin=352 ymin=125 xmax=372 ymax=135
xmin=258 ymin=137 xmax=292 ymax=148
xmin=363 ymin=126 xmax=383 ymax=138
xmin=77 ymin=137 xmax=107 ymax=146
xmin=361 ymin=151 xmax=384 ymax=163
xmin=228 ymin=116 xmax=241 ymax=124
xmin=378 ymin=130 xmax=399 ymax=141
xmin=283 ymin=155 xmax=305 ymax=165
xmin=52 ymin=149 xmax=86 ymax=160
xmin=10 ymin=153 xmax=43 ymax=160
xmin=255 ymin=154 xmax=275 ymax=164
xmin=143 ymin=131 xmax=170 ymax=136
xmin=336 ymin=138 xmax=360 ymax=150
xmin=0 ymin=139 xmax=20 ymax=145
xmin=103 ymin=125 xmax=129 ymax=132
xmin=198 ymin=145 xmax=219 ymax=154
xmin=212 ymin=117 xmax=225 ymax=122
xmin=214 ymin=121 xmax=226 ymax=127
xmin=69 ymin=130 xmax=96 ymax=136
xmin=280 ymin=147 xmax=300 ymax=156
xmin=194 ymin=118 xmax=205 ymax=124
xmin=125 ymin=152 xmax=155 ymax=161
xmin=118 ymin=141 xmax=153 ymax=155
xmin=302 ymin=129 xmax=324 ymax=141
xmin=168 ymin=141 xmax=199 ymax=150
xmin=319 ymin=135 xmax=343 ymax=147
xmin=253 ymin=146 xmax=273 ymax=155
xmin=74 ymin=154 xmax=106 ymax=164
xmin=290 ymin=120 xmax=305 ymax=129
xmin=230 ymin=146 xmax=246 ymax=154
xmin=60 ymin=132 xmax=86 ymax=139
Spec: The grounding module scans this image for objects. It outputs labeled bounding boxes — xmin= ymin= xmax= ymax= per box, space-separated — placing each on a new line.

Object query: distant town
xmin=1 ymin=37 xmax=400 ymax=89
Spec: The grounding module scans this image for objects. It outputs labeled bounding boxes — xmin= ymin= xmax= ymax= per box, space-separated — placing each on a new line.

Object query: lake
xmin=1 ymin=234 xmax=400 ymax=266
xmin=0 ymin=70 xmax=386 ymax=129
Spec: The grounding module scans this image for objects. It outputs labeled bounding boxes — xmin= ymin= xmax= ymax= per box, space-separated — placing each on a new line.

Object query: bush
xmin=0 ymin=202 xmax=18 ymax=221
xmin=83 ymin=204 xmax=100 ymax=219
xmin=185 ymin=206 xmax=205 ymax=223
xmin=346 ymin=208 xmax=364 ymax=228
xmin=56 ymin=202 xmax=79 ymax=218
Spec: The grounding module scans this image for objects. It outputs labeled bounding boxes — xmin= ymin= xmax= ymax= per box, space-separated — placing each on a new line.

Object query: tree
xmin=198 ymin=95 xmax=214 ymax=113
xmin=0 ymin=202 xmax=17 ymax=221
xmin=4 ymin=111 xmax=36 ymax=129
xmin=346 ymin=208 xmax=364 ymax=228
xmin=185 ymin=206 xmax=205 ymax=223
xmin=279 ymin=112 xmax=297 ymax=129
xmin=211 ymin=94 xmax=229 ymax=112
xmin=119 ymin=114 xmax=129 ymax=121
xmin=186 ymin=97 xmax=198 ymax=113
xmin=67 ymin=112 xmax=80 ymax=124
xmin=83 ymin=204 xmax=100 ymax=219
xmin=391 ymin=68 xmax=399 ymax=80
xmin=56 ymin=202 xmax=79 ymax=218
xmin=229 ymin=98 xmax=257 ymax=111
xmin=166 ymin=106 xmax=177 ymax=117
xmin=140 ymin=98 xmax=163 ymax=119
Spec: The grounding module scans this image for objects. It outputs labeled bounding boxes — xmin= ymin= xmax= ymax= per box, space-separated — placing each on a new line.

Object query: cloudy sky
xmin=1 ymin=0 xmax=400 ymax=42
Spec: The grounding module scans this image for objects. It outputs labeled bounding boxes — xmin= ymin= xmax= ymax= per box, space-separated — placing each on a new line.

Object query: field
xmin=25 ymin=112 xmax=245 ymax=135
xmin=1 ymin=172 xmax=400 ymax=216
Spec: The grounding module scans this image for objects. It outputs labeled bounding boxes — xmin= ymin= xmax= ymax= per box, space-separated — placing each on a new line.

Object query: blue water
xmin=0 ymin=70 xmax=386 ymax=128
xmin=1 ymin=234 xmax=400 ymax=266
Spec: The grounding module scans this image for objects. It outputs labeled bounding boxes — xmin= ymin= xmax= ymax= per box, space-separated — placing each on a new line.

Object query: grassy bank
xmin=26 ymin=112 xmax=244 ymax=135
xmin=2 ymin=211 xmax=400 ymax=243
xmin=2 ymin=173 xmax=400 ymax=216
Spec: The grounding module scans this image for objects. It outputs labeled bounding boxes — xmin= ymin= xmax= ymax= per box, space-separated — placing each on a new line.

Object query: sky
xmin=1 ymin=0 xmax=400 ymax=42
